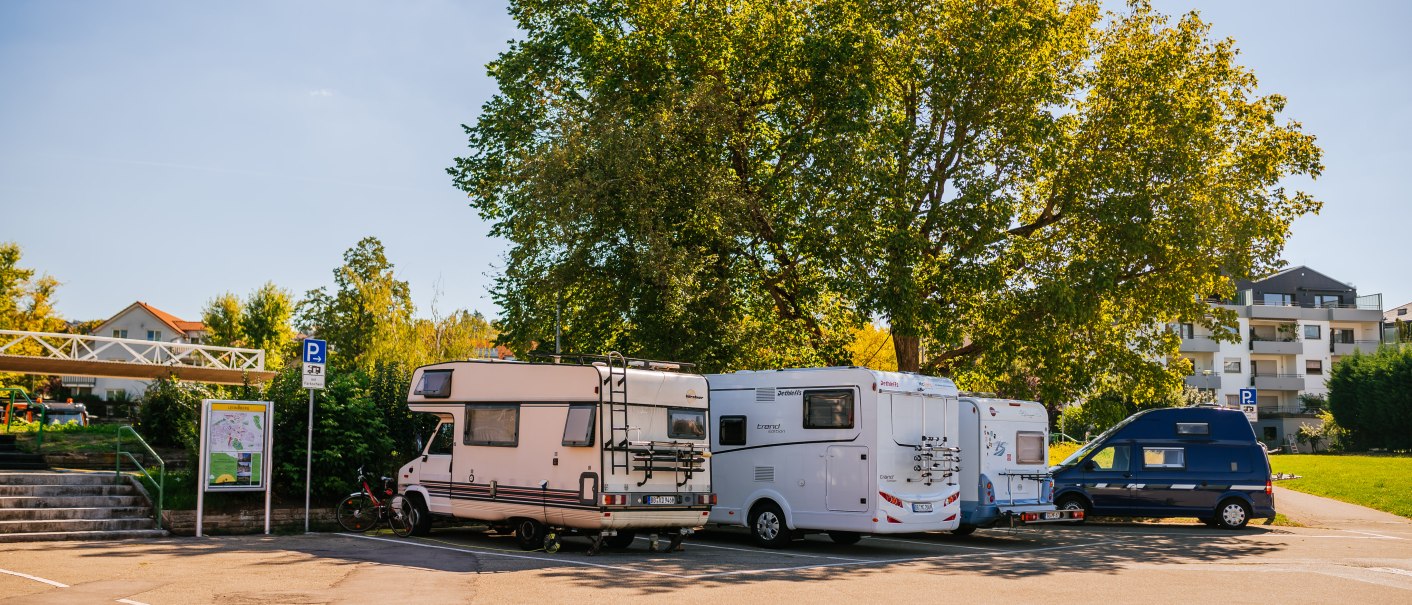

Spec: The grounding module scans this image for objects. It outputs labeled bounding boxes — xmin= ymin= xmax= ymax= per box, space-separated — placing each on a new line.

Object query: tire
xmin=388 ymin=497 xmax=415 ymax=537
xmin=748 ymin=501 xmax=793 ymax=549
xmin=827 ymin=531 xmax=862 ymax=545
xmin=604 ymin=532 xmax=637 ymax=549
xmin=406 ymin=494 xmax=433 ymax=536
xmin=951 ymin=524 xmax=978 ymax=536
xmin=1214 ymin=499 xmax=1252 ymax=530
xmin=1055 ymin=494 xmax=1091 ymax=524
xmin=514 ymin=518 xmax=547 ymax=551
xmin=336 ymin=494 xmax=379 ymax=533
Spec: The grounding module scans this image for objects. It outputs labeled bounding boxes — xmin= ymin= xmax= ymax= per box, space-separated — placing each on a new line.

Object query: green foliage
xmin=201 ymin=283 xmax=295 ymax=370
xmin=0 ymin=242 xmax=67 ymax=392
xmin=1327 ymin=346 xmax=1412 ymax=451
xmin=265 ymin=364 xmax=398 ymax=502
xmin=137 ymin=375 xmax=212 ymax=450
xmin=1057 ymin=383 xmax=1199 ymax=436
xmin=202 ymin=293 xmax=244 ymax=347
xmin=451 ymin=0 xmax=1321 ymax=398
xmin=296 ymin=237 xmax=415 ymax=370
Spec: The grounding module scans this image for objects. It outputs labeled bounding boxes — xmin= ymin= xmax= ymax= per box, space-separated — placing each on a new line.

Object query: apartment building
xmin=1175 ymin=266 xmax=1383 ymax=448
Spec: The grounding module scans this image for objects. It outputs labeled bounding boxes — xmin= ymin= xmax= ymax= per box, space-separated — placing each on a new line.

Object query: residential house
xmin=60 ymin=302 xmax=206 ymax=405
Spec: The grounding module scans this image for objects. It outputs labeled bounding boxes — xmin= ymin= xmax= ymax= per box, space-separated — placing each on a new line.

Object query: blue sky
xmin=1 ymin=1 xmax=1408 ymax=324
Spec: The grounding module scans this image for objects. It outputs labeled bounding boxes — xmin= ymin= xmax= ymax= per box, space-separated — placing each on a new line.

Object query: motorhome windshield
xmin=1054 ymin=411 xmax=1144 ymax=469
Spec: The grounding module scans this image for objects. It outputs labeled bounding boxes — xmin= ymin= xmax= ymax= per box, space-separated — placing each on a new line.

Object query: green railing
xmin=1 ymin=387 xmax=48 ymax=450
xmin=115 ymin=426 xmax=165 ymax=530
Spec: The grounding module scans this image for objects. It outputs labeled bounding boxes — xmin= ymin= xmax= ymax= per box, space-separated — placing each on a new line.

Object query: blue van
xmin=1051 ymin=407 xmax=1273 ymax=529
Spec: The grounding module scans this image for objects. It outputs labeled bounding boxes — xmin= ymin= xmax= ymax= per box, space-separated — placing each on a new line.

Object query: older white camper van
xmin=706 ymin=368 xmax=962 ymax=548
xmin=396 ymin=354 xmax=715 ymax=554
xmin=953 ymin=396 xmax=1079 ymax=535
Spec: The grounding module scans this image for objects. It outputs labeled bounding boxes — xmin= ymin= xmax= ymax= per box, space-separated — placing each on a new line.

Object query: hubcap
xmin=1223 ymin=504 xmax=1246 ymax=526
xmin=757 ymin=512 xmax=780 ymax=540
xmin=1061 ymin=501 xmax=1081 ymax=511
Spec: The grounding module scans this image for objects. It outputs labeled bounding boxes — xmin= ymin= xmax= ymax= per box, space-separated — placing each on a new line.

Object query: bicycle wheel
xmin=336 ymin=494 xmax=379 ymax=532
xmin=388 ymin=496 xmax=415 ymax=538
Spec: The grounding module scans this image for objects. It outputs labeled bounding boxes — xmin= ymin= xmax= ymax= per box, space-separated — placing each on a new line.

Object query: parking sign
xmin=303 ymin=339 xmax=327 ymax=364
xmin=1239 ymin=388 xmax=1257 ymax=422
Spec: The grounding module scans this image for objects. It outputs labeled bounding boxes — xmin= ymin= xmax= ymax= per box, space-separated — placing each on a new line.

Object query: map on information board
xmin=204 ymin=402 xmax=269 ymax=491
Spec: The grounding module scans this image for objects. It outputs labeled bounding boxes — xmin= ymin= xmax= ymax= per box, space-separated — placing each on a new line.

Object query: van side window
xmin=803 ymin=390 xmax=854 ymax=429
xmin=719 ymin=415 xmax=747 ymax=446
xmin=1090 ymin=446 xmax=1129 ymax=472
xmin=427 ymin=422 xmax=455 ymax=455
xmin=562 ymin=404 xmax=596 ymax=447
xmin=1143 ymin=447 xmax=1185 ymax=469
xmin=1176 ymin=422 xmax=1209 ymax=436
xmin=465 ymin=404 xmax=519 ymax=447
xmin=668 ymin=408 xmax=707 ymax=440
xmin=1016 ymin=431 xmax=1045 ymax=464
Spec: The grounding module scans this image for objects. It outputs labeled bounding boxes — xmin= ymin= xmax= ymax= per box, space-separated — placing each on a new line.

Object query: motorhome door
xmin=826 ymin=445 xmax=870 ymax=512
xmin=422 ymin=421 xmax=455 ymax=514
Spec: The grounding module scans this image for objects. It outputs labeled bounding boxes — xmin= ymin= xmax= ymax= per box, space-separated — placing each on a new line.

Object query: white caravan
xmin=706 ymin=368 xmax=962 ymax=547
xmin=397 ymin=354 xmax=715 ymax=554
xmin=953 ymin=396 xmax=1079 ymax=534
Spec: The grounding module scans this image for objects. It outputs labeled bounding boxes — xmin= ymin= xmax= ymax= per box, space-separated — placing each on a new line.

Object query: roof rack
xmin=526 ymin=351 xmax=696 ymax=372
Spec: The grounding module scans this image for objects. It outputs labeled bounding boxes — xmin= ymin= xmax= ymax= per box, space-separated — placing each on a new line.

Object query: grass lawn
xmin=1270 ymin=454 xmax=1412 ymax=519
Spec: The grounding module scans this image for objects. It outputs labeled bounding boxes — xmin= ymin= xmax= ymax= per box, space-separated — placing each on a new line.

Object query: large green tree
xmin=296 ymin=237 xmax=414 ymax=369
xmin=201 ymin=282 xmax=295 ymax=369
xmin=451 ymin=0 xmax=1321 ymax=400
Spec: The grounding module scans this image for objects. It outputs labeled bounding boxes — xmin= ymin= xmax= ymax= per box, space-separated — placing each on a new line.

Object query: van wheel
xmin=749 ymin=502 xmax=793 ymax=549
xmin=604 ymin=532 xmax=636 ymax=549
xmin=406 ymin=494 xmax=433 ymax=536
xmin=827 ymin=531 xmax=862 ymax=545
xmin=514 ymin=518 xmax=547 ymax=550
xmin=1056 ymin=495 xmax=1091 ymax=524
xmin=1215 ymin=499 xmax=1251 ymax=530
xmin=951 ymin=524 xmax=978 ymax=536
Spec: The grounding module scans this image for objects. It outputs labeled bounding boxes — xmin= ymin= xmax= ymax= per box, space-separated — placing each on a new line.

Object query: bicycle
xmin=336 ymin=466 xmax=414 ymax=537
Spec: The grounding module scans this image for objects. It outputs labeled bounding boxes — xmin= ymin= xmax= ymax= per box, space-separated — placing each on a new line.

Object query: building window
xmin=1306 ymin=360 xmax=1323 ymax=375
xmin=1262 ymin=293 xmax=1293 ymax=306
xmin=803 ymin=389 xmax=854 ymax=429
xmin=1177 ymin=323 xmax=1195 ymax=339
xmin=719 ymin=415 xmax=747 ymax=446
xmin=1303 ymin=325 xmax=1321 ymax=340
xmin=104 ymin=389 xmax=125 ymax=401
xmin=1400 ymin=308 xmax=1408 ymax=316
xmin=464 ymin=404 xmax=519 ymax=446
xmin=1331 ymin=328 xmax=1354 ymax=344
xmin=146 ymin=330 xmax=162 ymax=341
xmin=112 ymin=330 xmax=128 ymax=339
xmin=1223 ymin=359 xmax=1241 ymax=373
xmin=1226 ymin=394 xmax=1239 ymax=406
xmin=1313 ymin=295 xmax=1341 ymax=308
xmin=1262 ymin=426 xmax=1277 ymax=441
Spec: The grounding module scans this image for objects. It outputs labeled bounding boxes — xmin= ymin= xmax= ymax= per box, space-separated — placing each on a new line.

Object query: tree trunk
xmin=894 ymin=333 xmax=921 ymax=373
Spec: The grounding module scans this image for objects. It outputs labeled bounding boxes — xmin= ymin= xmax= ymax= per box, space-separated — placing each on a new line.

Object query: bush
xmin=1328 ymin=346 xmax=1412 ymax=451
xmin=137 ymin=376 xmax=212 ymax=449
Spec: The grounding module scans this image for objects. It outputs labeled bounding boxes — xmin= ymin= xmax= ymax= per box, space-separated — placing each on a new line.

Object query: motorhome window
xmin=803 ymin=390 xmax=854 ymax=429
xmin=414 ymin=370 xmax=453 ymax=398
xmin=428 ymin=422 xmax=455 ymax=455
xmin=1089 ymin=446 xmax=1129 ymax=472
xmin=719 ymin=416 xmax=747 ymax=446
xmin=1143 ymin=447 xmax=1185 ymax=469
xmin=561 ymin=404 xmax=596 ymax=447
xmin=465 ymin=404 xmax=519 ymax=447
xmin=1176 ymin=422 xmax=1209 ymax=436
xmin=668 ymin=408 xmax=707 ymax=440
xmin=1016 ymin=431 xmax=1045 ymax=464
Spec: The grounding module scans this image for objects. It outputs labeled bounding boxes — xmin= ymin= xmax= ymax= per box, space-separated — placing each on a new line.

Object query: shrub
xmin=137 ymin=376 xmax=212 ymax=449
xmin=1328 ymin=346 xmax=1412 ymax=451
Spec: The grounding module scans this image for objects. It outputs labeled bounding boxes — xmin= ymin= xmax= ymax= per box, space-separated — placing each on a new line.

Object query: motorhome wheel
xmin=405 ymin=494 xmax=433 ymax=536
xmin=604 ymin=532 xmax=636 ymax=549
xmin=1215 ymin=499 xmax=1251 ymax=530
xmin=514 ymin=518 xmax=547 ymax=550
xmin=748 ymin=501 xmax=793 ymax=549
xmin=827 ymin=531 xmax=862 ymax=545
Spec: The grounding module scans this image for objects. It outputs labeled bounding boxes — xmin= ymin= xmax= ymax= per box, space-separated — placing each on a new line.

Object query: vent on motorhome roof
xmin=756 ymin=388 xmax=775 ymax=403
xmin=754 ymin=466 xmax=775 ymax=482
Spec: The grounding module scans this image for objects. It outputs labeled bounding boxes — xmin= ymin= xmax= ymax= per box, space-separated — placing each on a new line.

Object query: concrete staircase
xmin=0 ymin=471 xmax=167 ymax=542
xmin=0 ymin=434 xmax=47 ymax=470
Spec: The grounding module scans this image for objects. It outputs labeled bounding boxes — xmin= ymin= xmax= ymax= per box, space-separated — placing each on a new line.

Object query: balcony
xmin=1179 ymin=336 xmax=1220 ymax=353
xmin=1250 ymin=338 xmax=1301 ymax=355
xmin=1252 ymin=373 xmax=1305 ymax=391
xmin=1184 ymin=374 xmax=1222 ymax=390
xmin=1331 ymin=340 xmax=1380 ymax=356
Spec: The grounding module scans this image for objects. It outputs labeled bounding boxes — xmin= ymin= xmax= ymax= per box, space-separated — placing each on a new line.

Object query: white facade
xmin=61 ymin=302 xmax=206 ymax=402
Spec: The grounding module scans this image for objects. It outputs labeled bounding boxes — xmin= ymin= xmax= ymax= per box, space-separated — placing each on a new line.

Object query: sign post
xmin=196 ymin=399 xmax=273 ymax=537
xmin=1239 ymin=388 xmax=1258 ymax=423
xmin=301 ymin=338 xmax=327 ymax=533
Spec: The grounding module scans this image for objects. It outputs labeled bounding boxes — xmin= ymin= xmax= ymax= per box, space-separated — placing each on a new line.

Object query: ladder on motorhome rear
xmin=605 ymin=352 xmax=632 ymax=475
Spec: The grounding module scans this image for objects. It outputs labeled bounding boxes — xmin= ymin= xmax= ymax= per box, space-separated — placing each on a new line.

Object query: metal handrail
xmin=116 ymin=426 xmax=165 ymax=530
xmin=1 ymin=387 xmax=48 ymax=450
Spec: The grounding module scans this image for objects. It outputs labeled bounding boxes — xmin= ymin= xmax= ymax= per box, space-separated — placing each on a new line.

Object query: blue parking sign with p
xmin=303 ymin=339 xmax=327 ymax=364
xmin=1239 ymin=388 xmax=1257 ymax=406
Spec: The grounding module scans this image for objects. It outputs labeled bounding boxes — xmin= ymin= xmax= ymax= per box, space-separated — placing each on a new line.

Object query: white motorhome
xmin=396 ymin=354 xmax=715 ymax=554
xmin=953 ymin=396 xmax=1079 ymax=534
xmin=705 ymin=367 xmax=962 ymax=547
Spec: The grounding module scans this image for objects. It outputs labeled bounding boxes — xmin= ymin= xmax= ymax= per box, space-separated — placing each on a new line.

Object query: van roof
xmin=1106 ymin=406 xmax=1259 ymax=443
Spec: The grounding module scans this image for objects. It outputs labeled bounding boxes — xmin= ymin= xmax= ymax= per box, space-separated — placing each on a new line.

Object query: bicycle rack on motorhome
xmin=705 ymin=367 xmax=963 ymax=548
xmin=396 ymin=353 xmax=715 ymax=554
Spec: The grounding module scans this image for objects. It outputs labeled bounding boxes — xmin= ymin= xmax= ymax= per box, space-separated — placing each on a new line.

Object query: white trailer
xmin=396 ymin=354 xmax=715 ymax=554
xmin=952 ymin=396 xmax=1079 ymax=534
xmin=705 ymin=367 xmax=962 ymax=547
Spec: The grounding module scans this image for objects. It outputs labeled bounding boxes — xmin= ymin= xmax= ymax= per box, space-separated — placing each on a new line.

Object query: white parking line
xmin=0 ymin=567 xmax=69 ymax=588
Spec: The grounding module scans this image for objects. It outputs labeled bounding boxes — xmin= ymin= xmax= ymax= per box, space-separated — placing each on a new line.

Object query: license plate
xmin=1043 ymin=511 xmax=1062 ymax=520
xmin=912 ymin=503 xmax=933 ymax=513
xmin=646 ymin=495 xmax=677 ymax=505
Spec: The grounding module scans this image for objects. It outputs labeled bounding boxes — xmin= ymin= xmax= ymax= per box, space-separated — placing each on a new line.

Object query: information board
xmin=200 ymin=400 xmax=272 ymax=492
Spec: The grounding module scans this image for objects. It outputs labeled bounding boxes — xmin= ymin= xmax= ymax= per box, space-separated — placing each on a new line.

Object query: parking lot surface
xmin=4 ymin=489 xmax=1412 ymax=604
